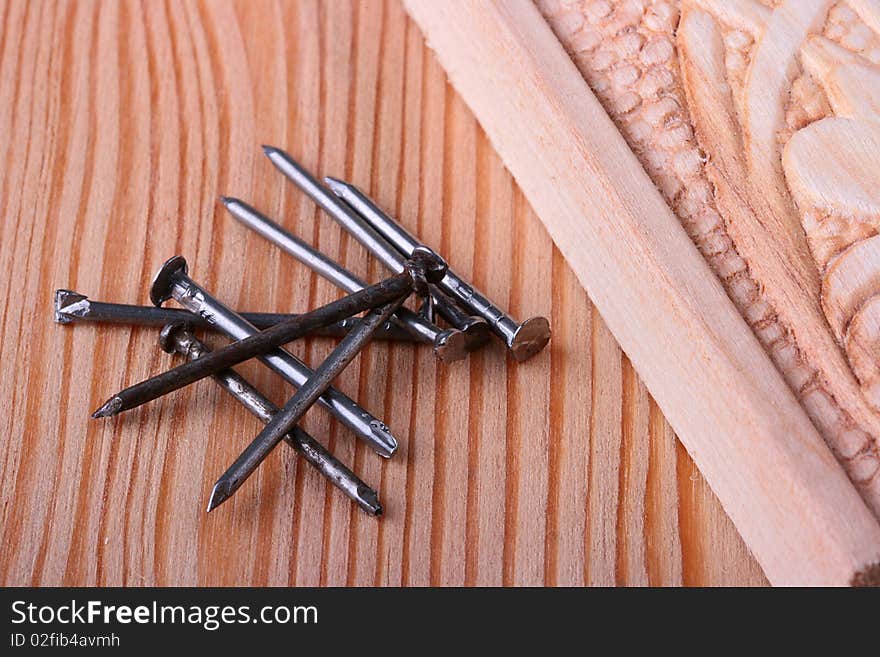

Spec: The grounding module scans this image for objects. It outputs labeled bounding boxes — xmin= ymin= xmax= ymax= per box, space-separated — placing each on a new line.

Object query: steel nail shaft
xmin=261 ymin=145 xmax=491 ymax=351
xmin=54 ymin=289 xmax=417 ymax=341
xmin=207 ymin=295 xmax=408 ymax=511
xmin=159 ymin=322 xmax=382 ymax=515
xmin=326 ymin=177 xmax=551 ymax=361
xmin=220 ymin=197 xmax=469 ymax=363
xmin=91 ymin=256 xmax=420 ymax=436
xmin=146 ymin=257 xmax=399 ymax=456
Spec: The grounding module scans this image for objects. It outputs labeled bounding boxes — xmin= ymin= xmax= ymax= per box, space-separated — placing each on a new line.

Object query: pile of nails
xmin=56 ymin=145 xmax=551 ymax=517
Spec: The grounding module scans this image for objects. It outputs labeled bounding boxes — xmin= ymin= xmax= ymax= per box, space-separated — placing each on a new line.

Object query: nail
xmin=208 ymin=294 xmax=410 ymax=511
xmin=92 ymin=256 xmax=407 ymax=457
xmin=326 ymin=177 xmax=551 ymax=361
xmin=262 ymin=145 xmax=491 ymax=351
xmin=150 ymin=257 xmax=398 ymax=455
xmin=54 ymin=289 xmax=418 ymax=341
xmin=418 ymin=293 xmax=436 ymax=326
xmin=220 ymin=197 xmax=469 ymax=363
xmin=159 ymin=322 xmax=382 ymax=516
xmin=91 ymin=255 xmax=432 ymax=453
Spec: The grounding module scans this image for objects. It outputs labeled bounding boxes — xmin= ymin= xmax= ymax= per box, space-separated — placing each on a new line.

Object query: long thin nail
xmin=220 ymin=197 xmax=469 ymax=363
xmin=91 ymin=256 xmax=420 ymax=446
xmin=261 ymin=145 xmax=491 ymax=351
xmin=208 ymin=295 xmax=409 ymax=511
xmin=159 ymin=322 xmax=382 ymax=516
xmin=326 ymin=177 xmax=551 ymax=361
xmin=148 ymin=257 xmax=398 ymax=456
xmin=54 ymin=289 xmax=417 ymax=341
xmin=92 ymin=257 xmax=407 ymax=457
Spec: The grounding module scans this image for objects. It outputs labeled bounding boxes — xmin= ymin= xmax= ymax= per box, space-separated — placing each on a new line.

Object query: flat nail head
xmin=434 ymin=328 xmax=470 ymax=363
xmin=510 ymin=316 xmax=552 ymax=362
xmin=150 ymin=256 xmax=189 ymax=307
xmin=410 ymin=245 xmax=448 ymax=283
xmin=406 ymin=247 xmax=448 ymax=296
xmin=456 ymin=317 xmax=493 ymax=352
xmin=158 ymin=321 xmax=194 ymax=354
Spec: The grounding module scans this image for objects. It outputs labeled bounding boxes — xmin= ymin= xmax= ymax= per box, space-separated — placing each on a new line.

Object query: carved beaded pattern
xmin=537 ymin=0 xmax=880 ymax=504
xmin=825 ymin=1 xmax=880 ymax=63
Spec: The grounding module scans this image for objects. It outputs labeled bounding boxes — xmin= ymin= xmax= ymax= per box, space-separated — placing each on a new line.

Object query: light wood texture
xmin=403 ymin=0 xmax=880 ymax=584
xmin=674 ymin=0 xmax=880 ymax=511
xmin=0 ymin=0 xmax=768 ymax=586
xmin=538 ymin=0 xmax=880 ymax=517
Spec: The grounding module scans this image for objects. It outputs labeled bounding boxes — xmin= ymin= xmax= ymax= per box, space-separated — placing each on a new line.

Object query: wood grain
xmin=403 ymin=0 xmax=880 ymax=585
xmin=0 ymin=0 xmax=765 ymax=586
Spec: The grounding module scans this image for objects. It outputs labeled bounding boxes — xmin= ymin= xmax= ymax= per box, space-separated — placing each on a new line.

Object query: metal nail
xmin=417 ymin=293 xmax=435 ymax=323
xmin=220 ymin=197 xmax=469 ymax=363
xmin=150 ymin=258 xmax=398 ymax=456
xmin=326 ymin=177 xmax=551 ymax=361
xmin=159 ymin=322 xmax=382 ymax=515
xmin=92 ymin=256 xmax=408 ymax=456
xmin=207 ymin=295 xmax=409 ymax=511
xmin=261 ymin=145 xmax=491 ymax=351
xmin=91 ymin=256 xmax=426 ymax=456
xmin=54 ymin=289 xmax=418 ymax=341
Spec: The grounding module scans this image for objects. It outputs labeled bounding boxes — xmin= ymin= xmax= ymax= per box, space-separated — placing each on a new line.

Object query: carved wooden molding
xmin=539 ymin=0 xmax=880 ymax=516
xmin=405 ymin=0 xmax=880 ymax=584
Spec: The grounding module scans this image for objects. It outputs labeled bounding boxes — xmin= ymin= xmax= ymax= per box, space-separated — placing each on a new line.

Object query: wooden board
xmin=0 ymin=0 xmax=766 ymax=586
xmin=405 ymin=0 xmax=880 ymax=585
xmin=538 ymin=0 xmax=880 ymax=515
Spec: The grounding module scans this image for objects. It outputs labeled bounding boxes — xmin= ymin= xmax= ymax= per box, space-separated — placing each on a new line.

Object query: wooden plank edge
xmin=403 ymin=0 xmax=880 ymax=586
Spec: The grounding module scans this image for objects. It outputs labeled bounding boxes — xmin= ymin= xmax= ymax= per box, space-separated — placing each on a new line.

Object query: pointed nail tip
xmin=357 ymin=486 xmax=383 ymax=516
xmin=370 ymin=423 xmax=398 ymax=458
xmin=261 ymin=144 xmax=280 ymax=156
xmin=54 ymin=304 xmax=70 ymax=324
xmin=377 ymin=441 xmax=398 ymax=459
xmin=54 ymin=289 xmax=87 ymax=324
xmin=91 ymin=396 xmax=122 ymax=419
xmin=206 ymin=480 xmax=232 ymax=512
xmin=218 ymin=195 xmax=234 ymax=205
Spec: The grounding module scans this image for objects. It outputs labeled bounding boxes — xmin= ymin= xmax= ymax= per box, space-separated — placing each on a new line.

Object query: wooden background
xmin=0 ymin=0 xmax=766 ymax=586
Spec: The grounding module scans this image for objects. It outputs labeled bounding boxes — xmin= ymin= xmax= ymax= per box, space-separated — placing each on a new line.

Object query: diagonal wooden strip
xmin=403 ymin=0 xmax=880 ymax=585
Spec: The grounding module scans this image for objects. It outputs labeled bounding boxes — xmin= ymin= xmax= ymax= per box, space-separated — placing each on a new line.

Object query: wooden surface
xmin=405 ymin=0 xmax=880 ymax=585
xmin=0 ymin=0 xmax=766 ymax=586
xmin=536 ymin=1 xmax=880 ymax=516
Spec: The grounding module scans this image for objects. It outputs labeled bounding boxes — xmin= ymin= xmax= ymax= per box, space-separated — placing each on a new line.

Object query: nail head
xmin=150 ymin=256 xmax=189 ymax=307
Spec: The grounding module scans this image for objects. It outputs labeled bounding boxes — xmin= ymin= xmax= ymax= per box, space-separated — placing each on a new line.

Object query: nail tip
xmin=91 ymin=396 xmax=122 ymax=419
xmin=54 ymin=289 xmax=87 ymax=324
xmin=373 ymin=432 xmax=398 ymax=458
xmin=206 ymin=480 xmax=231 ymax=512
xmin=358 ymin=487 xmax=383 ymax=516
xmin=323 ymin=176 xmax=344 ymax=192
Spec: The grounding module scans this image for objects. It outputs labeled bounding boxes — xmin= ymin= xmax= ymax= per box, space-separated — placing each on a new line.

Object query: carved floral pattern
xmin=538 ymin=0 xmax=880 ymax=514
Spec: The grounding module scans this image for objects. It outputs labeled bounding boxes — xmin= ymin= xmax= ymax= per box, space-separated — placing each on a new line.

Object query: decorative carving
xmin=538 ymin=0 xmax=880 ymax=513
